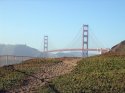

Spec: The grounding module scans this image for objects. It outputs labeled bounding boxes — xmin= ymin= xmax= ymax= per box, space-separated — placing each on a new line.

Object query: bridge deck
xmin=44 ymin=48 xmax=110 ymax=52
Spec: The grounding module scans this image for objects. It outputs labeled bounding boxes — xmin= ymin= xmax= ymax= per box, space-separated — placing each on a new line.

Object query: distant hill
xmin=51 ymin=52 xmax=96 ymax=58
xmin=0 ymin=44 xmax=83 ymax=57
xmin=42 ymin=52 xmax=82 ymax=58
xmin=0 ymin=44 xmax=41 ymax=57
xmin=0 ymin=44 xmax=98 ymax=57
xmin=55 ymin=52 xmax=82 ymax=57
xmin=110 ymin=40 xmax=125 ymax=53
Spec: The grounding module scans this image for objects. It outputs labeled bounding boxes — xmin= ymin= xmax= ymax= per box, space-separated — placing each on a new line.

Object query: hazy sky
xmin=0 ymin=0 xmax=125 ymax=51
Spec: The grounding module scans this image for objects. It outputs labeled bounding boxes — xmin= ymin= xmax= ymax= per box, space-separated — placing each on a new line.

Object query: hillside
xmin=0 ymin=58 xmax=79 ymax=92
xmin=41 ymin=54 xmax=125 ymax=93
xmin=110 ymin=40 xmax=125 ymax=53
xmin=1 ymin=53 xmax=125 ymax=93
xmin=0 ymin=44 xmax=41 ymax=57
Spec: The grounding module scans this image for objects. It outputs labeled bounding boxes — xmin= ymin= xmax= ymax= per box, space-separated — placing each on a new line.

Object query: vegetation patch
xmin=0 ymin=58 xmax=60 ymax=91
xmin=40 ymin=54 xmax=125 ymax=93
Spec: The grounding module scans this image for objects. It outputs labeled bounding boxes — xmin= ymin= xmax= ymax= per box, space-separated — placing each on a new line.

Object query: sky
xmin=0 ymin=0 xmax=125 ymax=51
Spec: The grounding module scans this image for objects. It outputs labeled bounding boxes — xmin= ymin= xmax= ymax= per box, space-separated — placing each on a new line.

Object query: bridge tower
xmin=44 ymin=36 xmax=48 ymax=52
xmin=43 ymin=36 xmax=48 ymax=57
xmin=82 ymin=24 xmax=89 ymax=57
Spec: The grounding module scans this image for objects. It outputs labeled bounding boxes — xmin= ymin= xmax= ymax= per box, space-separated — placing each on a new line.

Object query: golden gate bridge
xmin=0 ymin=24 xmax=110 ymax=66
xmin=43 ymin=24 xmax=110 ymax=57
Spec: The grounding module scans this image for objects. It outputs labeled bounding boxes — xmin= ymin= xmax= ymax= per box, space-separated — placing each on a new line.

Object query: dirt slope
xmin=9 ymin=58 xmax=80 ymax=93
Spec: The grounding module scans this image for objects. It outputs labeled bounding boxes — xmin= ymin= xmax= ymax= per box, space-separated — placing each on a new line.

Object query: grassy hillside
xmin=40 ymin=53 xmax=125 ymax=93
xmin=1 ymin=53 xmax=125 ymax=93
xmin=0 ymin=58 xmax=60 ymax=92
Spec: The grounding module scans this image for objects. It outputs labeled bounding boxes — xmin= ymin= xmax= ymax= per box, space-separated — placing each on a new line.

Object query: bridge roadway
xmin=45 ymin=48 xmax=110 ymax=53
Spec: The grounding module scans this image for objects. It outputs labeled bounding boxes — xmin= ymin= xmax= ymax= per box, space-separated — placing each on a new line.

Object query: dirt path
xmin=9 ymin=58 xmax=81 ymax=93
